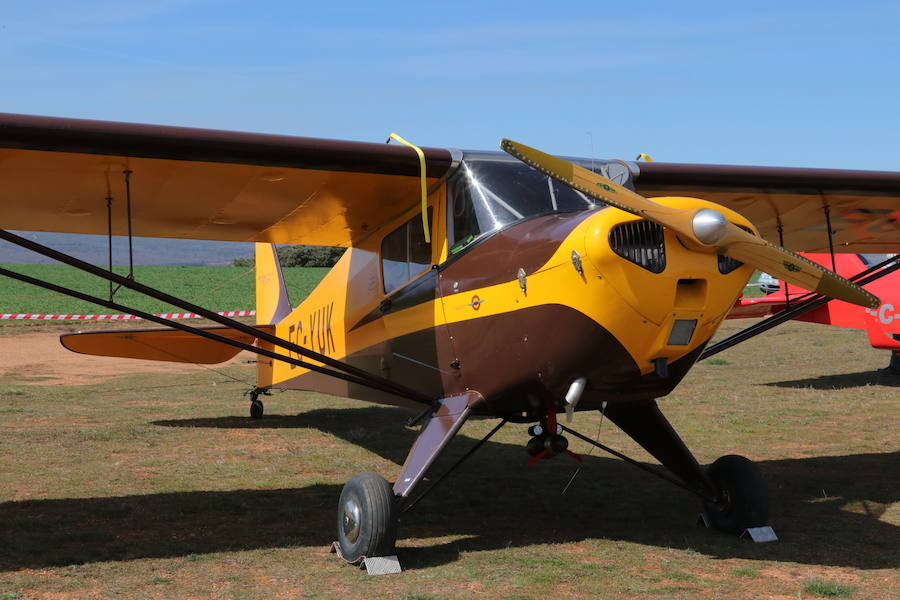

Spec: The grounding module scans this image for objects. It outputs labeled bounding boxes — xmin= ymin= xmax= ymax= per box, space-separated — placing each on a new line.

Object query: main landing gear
xmin=702 ymin=454 xmax=769 ymax=533
xmin=336 ymin=472 xmax=398 ymax=562
xmin=332 ymin=394 xmax=772 ymax=567
xmin=334 ymin=392 xmax=485 ymax=566
xmin=573 ymin=399 xmax=771 ymax=535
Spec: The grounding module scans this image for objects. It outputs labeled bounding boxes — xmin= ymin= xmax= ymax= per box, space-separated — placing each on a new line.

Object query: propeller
xmin=501 ymin=139 xmax=880 ymax=309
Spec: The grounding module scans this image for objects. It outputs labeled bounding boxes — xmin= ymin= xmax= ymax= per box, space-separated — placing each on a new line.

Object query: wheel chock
xmin=740 ymin=526 xmax=778 ymax=543
xmin=696 ymin=514 xmax=778 ymax=542
xmin=362 ymin=555 xmax=402 ymax=575
xmin=330 ymin=542 xmax=402 ymax=575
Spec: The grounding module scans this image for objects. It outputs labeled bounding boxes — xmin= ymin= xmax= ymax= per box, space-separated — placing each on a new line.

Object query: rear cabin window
xmin=381 ymin=209 xmax=433 ymax=294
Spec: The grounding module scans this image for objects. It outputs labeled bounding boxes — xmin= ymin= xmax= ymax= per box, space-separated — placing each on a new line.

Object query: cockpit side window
xmin=381 ymin=209 xmax=433 ymax=294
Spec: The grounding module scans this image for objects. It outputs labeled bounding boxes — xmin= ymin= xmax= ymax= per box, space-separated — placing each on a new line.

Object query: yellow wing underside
xmin=0 ymin=147 xmax=441 ymax=247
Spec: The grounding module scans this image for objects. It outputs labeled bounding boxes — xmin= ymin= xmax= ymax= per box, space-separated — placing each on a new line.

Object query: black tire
xmin=703 ymin=454 xmax=769 ymax=535
xmin=249 ymin=399 xmax=264 ymax=419
xmin=336 ymin=472 xmax=398 ymax=563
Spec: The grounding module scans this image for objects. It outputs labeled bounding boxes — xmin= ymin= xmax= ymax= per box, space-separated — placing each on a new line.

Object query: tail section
xmin=255 ymin=243 xmax=292 ymax=325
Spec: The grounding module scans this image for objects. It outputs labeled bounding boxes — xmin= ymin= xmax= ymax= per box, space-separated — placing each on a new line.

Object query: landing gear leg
xmin=604 ymin=400 xmax=770 ymax=535
xmin=248 ymin=388 xmax=269 ymax=419
xmin=334 ymin=392 xmax=484 ymax=566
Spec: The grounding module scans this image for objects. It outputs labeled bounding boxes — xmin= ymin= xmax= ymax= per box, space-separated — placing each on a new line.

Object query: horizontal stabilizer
xmin=60 ymin=325 xmax=274 ymax=364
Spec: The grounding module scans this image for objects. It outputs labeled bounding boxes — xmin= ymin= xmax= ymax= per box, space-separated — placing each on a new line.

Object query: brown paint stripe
xmin=0 ymin=112 xmax=454 ymax=177
xmin=634 ymin=161 xmax=900 ymax=193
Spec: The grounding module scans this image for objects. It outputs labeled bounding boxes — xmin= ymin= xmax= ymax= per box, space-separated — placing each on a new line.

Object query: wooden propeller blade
xmin=716 ymin=223 xmax=880 ymax=308
xmin=501 ymin=139 xmax=880 ymax=309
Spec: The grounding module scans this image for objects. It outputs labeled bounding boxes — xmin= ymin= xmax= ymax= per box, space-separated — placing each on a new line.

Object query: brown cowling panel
xmin=440 ymin=211 xmax=594 ymax=294
xmin=282 ymin=303 xmax=707 ymax=416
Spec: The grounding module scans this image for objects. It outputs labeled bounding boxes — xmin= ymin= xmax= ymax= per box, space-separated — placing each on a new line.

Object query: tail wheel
xmin=249 ymin=399 xmax=264 ymax=419
xmin=703 ymin=454 xmax=769 ymax=534
xmin=336 ymin=472 xmax=398 ymax=563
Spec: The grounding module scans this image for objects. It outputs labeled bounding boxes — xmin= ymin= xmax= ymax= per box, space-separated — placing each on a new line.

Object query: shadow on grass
xmin=2 ymin=407 xmax=896 ymax=572
xmin=765 ymin=370 xmax=899 ymax=389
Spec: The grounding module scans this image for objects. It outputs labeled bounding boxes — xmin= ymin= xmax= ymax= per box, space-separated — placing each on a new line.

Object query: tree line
xmin=233 ymin=245 xmax=346 ymax=268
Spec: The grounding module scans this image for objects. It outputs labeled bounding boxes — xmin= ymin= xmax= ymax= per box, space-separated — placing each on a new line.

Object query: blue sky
xmin=2 ymin=1 xmax=899 ymax=169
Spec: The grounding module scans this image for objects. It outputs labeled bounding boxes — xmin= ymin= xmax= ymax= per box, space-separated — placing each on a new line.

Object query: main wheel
xmin=249 ymin=399 xmax=264 ymax=419
xmin=336 ymin=472 xmax=398 ymax=563
xmin=703 ymin=454 xmax=769 ymax=534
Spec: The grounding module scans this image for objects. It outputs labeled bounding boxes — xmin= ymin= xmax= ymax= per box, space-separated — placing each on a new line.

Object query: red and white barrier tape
xmin=0 ymin=310 xmax=255 ymax=321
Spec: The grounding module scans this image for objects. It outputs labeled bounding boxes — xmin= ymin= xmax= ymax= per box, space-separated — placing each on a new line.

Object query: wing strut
xmin=702 ymin=254 xmax=900 ymax=360
xmin=0 ymin=229 xmax=433 ymax=406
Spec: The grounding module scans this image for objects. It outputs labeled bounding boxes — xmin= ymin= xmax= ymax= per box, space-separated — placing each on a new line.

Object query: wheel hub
xmin=341 ymin=496 xmax=362 ymax=543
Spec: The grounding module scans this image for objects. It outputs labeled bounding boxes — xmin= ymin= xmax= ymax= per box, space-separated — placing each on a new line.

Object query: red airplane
xmin=729 ymin=253 xmax=900 ymax=372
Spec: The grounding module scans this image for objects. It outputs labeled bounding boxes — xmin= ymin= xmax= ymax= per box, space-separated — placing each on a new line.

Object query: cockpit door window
xmin=381 ymin=208 xmax=433 ymax=294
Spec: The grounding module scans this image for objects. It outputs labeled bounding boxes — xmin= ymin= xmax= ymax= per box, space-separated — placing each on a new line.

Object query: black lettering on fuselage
xmin=290 ymin=302 xmax=336 ymax=362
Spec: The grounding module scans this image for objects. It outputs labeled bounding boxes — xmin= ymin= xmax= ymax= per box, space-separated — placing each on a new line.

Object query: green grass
xmin=742 ymin=270 xmax=767 ymax=298
xmin=0 ymin=320 xmax=896 ymax=599
xmin=0 ymin=264 xmax=328 ymax=315
xmin=705 ymin=358 xmax=731 ymax=366
xmin=803 ymin=578 xmax=855 ymax=598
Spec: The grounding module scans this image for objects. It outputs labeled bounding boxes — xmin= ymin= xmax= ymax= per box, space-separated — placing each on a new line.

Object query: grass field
xmin=0 ymin=316 xmax=897 ymax=599
xmin=0 ymin=264 xmax=329 ymax=315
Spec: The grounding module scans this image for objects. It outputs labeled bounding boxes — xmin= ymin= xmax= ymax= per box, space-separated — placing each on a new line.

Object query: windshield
xmin=447 ymin=153 xmax=626 ymax=253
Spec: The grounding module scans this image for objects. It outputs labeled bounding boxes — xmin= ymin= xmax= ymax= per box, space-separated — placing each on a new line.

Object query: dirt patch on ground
xmin=0 ymin=332 xmax=254 ymax=385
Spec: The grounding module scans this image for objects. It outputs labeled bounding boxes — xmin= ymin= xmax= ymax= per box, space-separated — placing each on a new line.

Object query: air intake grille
xmin=717 ymin=225 xmax=754 ymax=274
xmin=609 ymin=220 xmax=666 ymax=273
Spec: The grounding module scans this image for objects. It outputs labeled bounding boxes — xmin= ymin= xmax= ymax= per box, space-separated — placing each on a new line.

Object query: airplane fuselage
xmin=257 ymin=153 xmax=756 ymax=420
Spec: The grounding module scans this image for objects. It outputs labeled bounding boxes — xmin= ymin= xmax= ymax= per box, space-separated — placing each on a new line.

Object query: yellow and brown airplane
xmin=0 ymin=113 xmax=897 ymax=564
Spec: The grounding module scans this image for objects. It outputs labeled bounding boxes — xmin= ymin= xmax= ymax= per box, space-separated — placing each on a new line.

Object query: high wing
xmin=632 ymin=162 xmax=900 ymax=253
xmin=2 ymin=112 xmax=898 ymax=252
xmin=0 ymin=113 xmax=455 ymax=246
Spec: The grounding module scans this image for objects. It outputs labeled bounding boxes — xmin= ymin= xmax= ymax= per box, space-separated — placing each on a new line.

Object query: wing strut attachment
xmin=0 ymin=229 xmax=433 ymax=406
